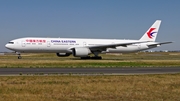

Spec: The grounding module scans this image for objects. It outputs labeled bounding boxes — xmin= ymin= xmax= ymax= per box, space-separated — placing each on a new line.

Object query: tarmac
xmin=0 ymin=67 xmax=180 ymax=75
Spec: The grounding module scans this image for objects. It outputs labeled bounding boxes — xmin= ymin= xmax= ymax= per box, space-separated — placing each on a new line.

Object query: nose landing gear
xmin=18 ymin=55 xmax=22 ymax=59
xmin=16 ymin=52 xmax=22 ymax=59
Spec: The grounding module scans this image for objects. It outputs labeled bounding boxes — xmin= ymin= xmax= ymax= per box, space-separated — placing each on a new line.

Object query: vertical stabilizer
xmin=140 ymin=20 xmax=161 ymax=41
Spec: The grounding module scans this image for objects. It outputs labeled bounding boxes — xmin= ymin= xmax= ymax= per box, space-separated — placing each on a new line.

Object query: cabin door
xmin=21 ymin=41 xmax=26 ymax=47
xmin=47 ymin=41 xmax=51 ymax=47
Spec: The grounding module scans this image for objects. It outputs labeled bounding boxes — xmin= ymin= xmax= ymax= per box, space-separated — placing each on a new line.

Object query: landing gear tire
xmin=91 ymin=56 xmax=102 ymax=60
xmin=81 ymin=56 xmax=91 ymax=59
xmin=80 ymin=56 xmax=102 ymax=60
xmin=18 ymin=56 xmax=22 ymax=59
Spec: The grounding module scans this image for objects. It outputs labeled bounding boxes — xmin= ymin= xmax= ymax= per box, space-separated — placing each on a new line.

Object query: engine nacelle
xmin=56 ymin=53 xmax=71 ymax=57
xmin=72 ymin=47 xmax=91 ymax=57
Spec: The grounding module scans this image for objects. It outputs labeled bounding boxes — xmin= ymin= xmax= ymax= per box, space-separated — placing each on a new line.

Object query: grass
xmin=0 ymin=52 xmax=180 ymax=101
xmin=0 ymin=52 xmax=180 ymax=68
xmin=0 ymin=74 xmax=180 ymax=101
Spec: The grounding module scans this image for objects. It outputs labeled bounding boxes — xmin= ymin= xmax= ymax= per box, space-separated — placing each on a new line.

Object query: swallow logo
xmin=147 ymin=28 xmax=157 ymax=39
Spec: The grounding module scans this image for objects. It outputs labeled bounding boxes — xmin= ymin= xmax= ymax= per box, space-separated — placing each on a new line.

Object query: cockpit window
xmin=8 ymin=42 xmax=14 ymax=44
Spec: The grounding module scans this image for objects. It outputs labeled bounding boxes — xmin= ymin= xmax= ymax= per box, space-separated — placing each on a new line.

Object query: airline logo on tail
xmin=147 ymin=28 xmax=157 ymax=39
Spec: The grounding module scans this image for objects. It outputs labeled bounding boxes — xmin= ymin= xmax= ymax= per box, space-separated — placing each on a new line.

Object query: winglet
xmin=140 ymin=20 xmax=161 ymax=42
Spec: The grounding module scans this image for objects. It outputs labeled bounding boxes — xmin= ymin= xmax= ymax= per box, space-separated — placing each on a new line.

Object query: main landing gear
xmin=16 ymin=52 xmax=22 ymax=59
xmin=92 ymin=52 xmax=102 ymax=59
xmin=80 ymin=52 xmax=102 ymax=60
xmin=80 ymin=56 xmax=102 ymax=60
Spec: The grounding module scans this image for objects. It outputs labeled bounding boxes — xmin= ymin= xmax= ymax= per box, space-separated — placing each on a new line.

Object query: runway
xmin=0 ymin=67 xmax=180 ymax=75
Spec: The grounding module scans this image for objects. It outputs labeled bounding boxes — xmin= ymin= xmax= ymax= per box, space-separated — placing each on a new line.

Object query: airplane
xmin=5 ymin=20 xmax=172 ymax=59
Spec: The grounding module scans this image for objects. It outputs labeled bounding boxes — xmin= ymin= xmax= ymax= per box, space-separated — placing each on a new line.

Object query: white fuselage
xmin=5 ymin=37 xmax=153 ymax=54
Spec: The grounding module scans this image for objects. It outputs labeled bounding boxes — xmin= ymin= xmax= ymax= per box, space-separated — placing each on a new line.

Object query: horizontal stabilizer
xmin=147 ymin=42 xmax=173 ymax=47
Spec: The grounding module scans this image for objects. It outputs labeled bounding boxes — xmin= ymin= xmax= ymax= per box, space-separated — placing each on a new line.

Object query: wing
xmin=88 ymin=41 xmax=148 ymax=52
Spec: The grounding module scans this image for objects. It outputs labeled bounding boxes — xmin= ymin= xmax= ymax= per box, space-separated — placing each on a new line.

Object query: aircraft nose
xmin=5 ymin=44 xmax=11 ymax=49
xmin=5 ymin=44 xmax=8 ymax=48
xmin=5 ymin=44 xmax=9 ymax=48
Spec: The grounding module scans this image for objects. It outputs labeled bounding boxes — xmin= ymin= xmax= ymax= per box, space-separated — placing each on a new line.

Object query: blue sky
xmin=0 ymin=0 xmax=180 ymax=52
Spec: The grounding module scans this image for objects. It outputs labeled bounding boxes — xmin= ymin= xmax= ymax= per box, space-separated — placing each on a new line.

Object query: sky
xmin=0 ymin=0 xmax=180 ymax=52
